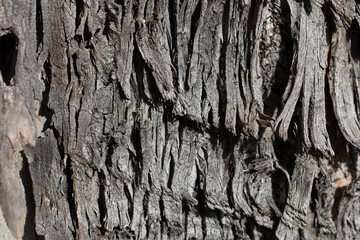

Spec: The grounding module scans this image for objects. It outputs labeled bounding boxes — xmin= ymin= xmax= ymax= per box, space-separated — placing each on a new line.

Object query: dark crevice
xmin=177 ymin=115 xmax=204 ymax=133
xmin=89 ymin=47 xmax=97 ymax=71
xmin=218 ymin=0 xmax=230 ymax=132
xmin=148 ymin=172 xmax=152 ymax=188
xmin=161 ymin=104 xmax=170 ymax=170
xmin=143 ymin=65 xmax=163 ymax=106
xmin=168 ymin=0 xmax=179 ymax=93
xmin=245 ymin=217 xmax=275 ymax=240
xmin=75 ymin=108 xmax=81 ymax=141
xmin=221 ymin=0 xmax=230 ymax=57
xmin=235 ymin=109 xmax=243 ymax=137
xmin=215 ymin=209 xmax=224 ymax=233
xmin=52 ymin=126 xmax=66 ymax=162
xmin=75 ymin=0 xmax=94 ymax=47
xmin=103 ymin=14 xmax=111 ymax=37
xmin=226 ymin=154 xmax=235 ymax=209
xmin=64 ymin=156 xmax=78 ymax=239
xmin=20 ymin=151 xmax=41 ymax=240
xmin=39 ymin=58 xmax=67 ymax=182
xmin=347 ymin=19 xmax=360 ymax=60
xmin=263 ymin=0 xmax=292 ymax=117
xmin=352 ymin=73 xmax=360 ymax=122
xmin=130 ymin=116 xmax=143 ymax=187
xmin=195 ymin=165 xmax=207 ymax=238
xmin=323 ymin=8 xmax=335 ymax=156
xmin=39 ymin=57 xmax=54 ymax=131
xmin=188 ymin=0 xmax=201 ymax=57
xmin=303 ymin=0 xmax=312 ymax=15
xmin=167 ymin=154 xmax=175 ymax=189
xmin=72 ymin=53 xmax=80 ymax=79
xmin=184 ymin=0 xmax=202 ymax=91
xmin=349 ymin=145 xmax=360 ymax=181
xmin=178 ymin=110 xmax=236 ymax=148
xmin=0 ymin=31 xmax=18 ymax=86
xmin=129 ymin=45 xmax=143 ymax=102
xmin=105 ymin=137 xmax=116 ymax=168
xmin=273 ymin=137 xmax=294 ymax=211
xmin=216 ymin=74 xmax=227 ymax=134
xmin=231 ymin=224 xmax=240 ymax=240
xmin=103 ymin=1 xmax=119 ymax=40
xmin=84 ymin=18 xmax=92 ymax=43
xmin=75 ymin=89 xmax=84 ymax=140
xmin=332 ymin=186 xmax=346 ymax=220
xmin=98 ymin=170 xmax=107 ymax=234
xmin=271 ymin=166 xmax=289 ymax=213
xmin=322 ymin=2 xmax=348 ymax=219
xmin=67 ymin=54 xmax=72 ymax=84
xmin=36 ymin=0 xmax=43 ymax=52
xmin=115 ymin=0 xmax=124 ymax=5
xmin=101 ymin=116 xmax=107 ymax=136
xmin=201 ymin=78 xmax=207 ymax=102
xmin=132 ymin=0 xmax=139 ymax=20
xmin=133 ymin=40 xmax=162 ymax=105
xmin=245 ymin=218 xmax=255 ymax=239
xmin=207 ymin=109 xmax=214 ymax=131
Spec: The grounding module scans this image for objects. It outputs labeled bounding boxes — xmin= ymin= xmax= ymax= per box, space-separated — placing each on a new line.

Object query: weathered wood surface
xmin=1 ymin=0 xmax=360 ymax=239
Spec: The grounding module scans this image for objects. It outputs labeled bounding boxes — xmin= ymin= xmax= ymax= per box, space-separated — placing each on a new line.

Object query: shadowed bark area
xmin=1 ymin=0 xmax=360 ymax=239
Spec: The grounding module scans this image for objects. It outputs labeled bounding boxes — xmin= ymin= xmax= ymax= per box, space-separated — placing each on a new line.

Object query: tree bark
xmin=1 ymin=0 xmax=360 ymax=239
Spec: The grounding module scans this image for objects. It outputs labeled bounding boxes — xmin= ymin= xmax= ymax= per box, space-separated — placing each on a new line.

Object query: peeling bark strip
xmin=1 ymin=0 xmax=360 ymax=239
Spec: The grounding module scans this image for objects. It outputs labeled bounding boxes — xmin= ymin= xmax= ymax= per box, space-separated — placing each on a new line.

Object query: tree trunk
xmin=1 ymin=0 xmax=360 ymax=239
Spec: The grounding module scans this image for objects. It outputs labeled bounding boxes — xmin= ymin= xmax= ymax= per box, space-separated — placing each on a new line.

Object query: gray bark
xmin=1 ymin=0 xmax=360 ymax=239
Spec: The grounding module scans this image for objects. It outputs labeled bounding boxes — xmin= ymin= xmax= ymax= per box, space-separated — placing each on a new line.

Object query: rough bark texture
xmin=1 ymin=0 xmax=360 ymax=239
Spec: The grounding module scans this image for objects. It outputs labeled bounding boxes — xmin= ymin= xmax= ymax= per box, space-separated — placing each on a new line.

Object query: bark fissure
xmin=0 ymin=31 xmax=18 ymax=86
xmin=39 ymin=57 xmax=53 ymax=131
xmin=98 ymin=170 xmax=107 ymax=234
xmin=35 ymin=0 xmax=43 ymax=52
xmin=19 ymin=151 xmax=39 ymax=240
xmin=64 ymin=157 xmax=78 ymax=239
